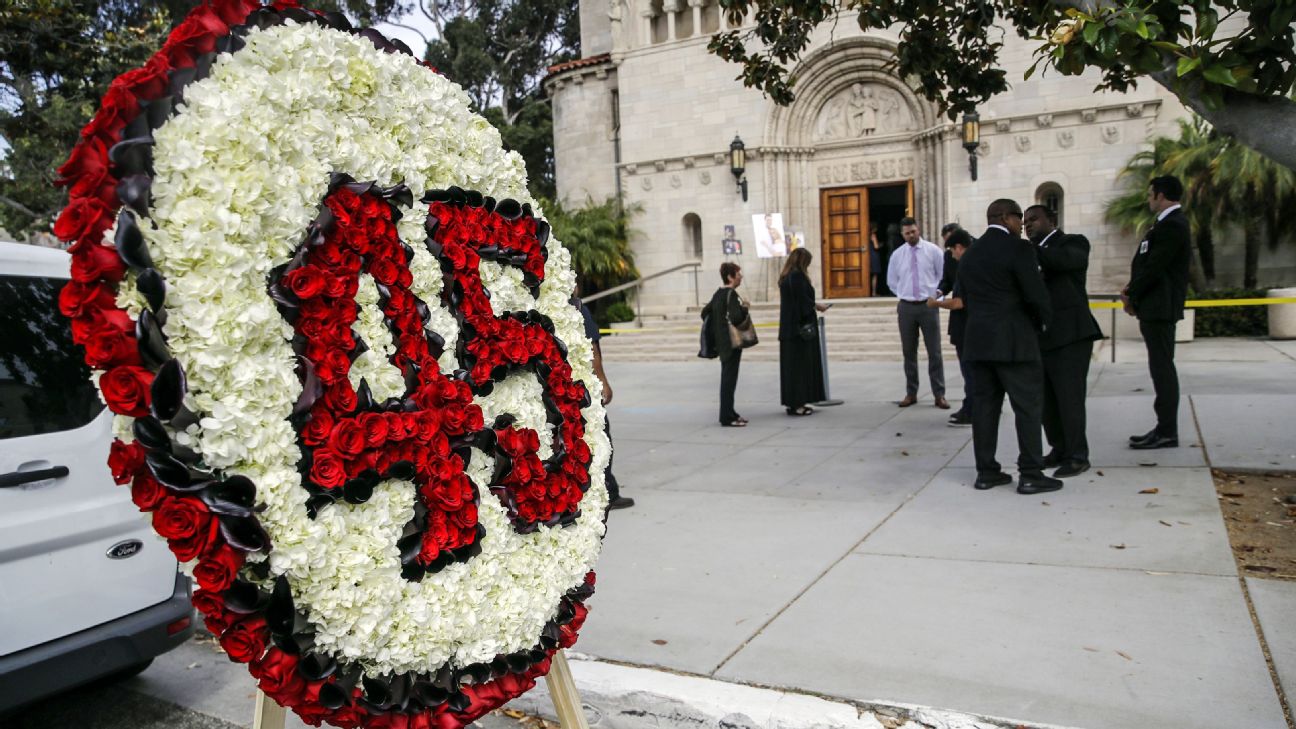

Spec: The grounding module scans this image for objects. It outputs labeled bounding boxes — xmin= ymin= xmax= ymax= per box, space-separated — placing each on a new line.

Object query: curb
xmin=504 ymin=654 xmax=1083 ymax=729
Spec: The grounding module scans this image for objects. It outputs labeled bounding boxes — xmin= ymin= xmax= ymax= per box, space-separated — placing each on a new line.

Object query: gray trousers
xmin=897 ymin=301 xmax=945 ymax=398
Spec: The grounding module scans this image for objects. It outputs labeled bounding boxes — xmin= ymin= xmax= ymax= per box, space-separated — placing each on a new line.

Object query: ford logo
xmin=107 ymin=540 xmax=144 ymax=559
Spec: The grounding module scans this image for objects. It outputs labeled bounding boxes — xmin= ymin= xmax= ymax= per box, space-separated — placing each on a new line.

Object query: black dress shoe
xmin=1130 ymin=434 xmax=1178 ymax=450
xmin=1054 ymin=460 xmax=1090 ymax=478
xmin=1018 ymin=472 xmax=1064 ymax=494
xmin=1041 ymin=451 xmax=1062 ymax=469
xmin=608 ymin=496 xmax=636 ymax=510
xmin=1129 ymin=429 xmax=1158 ymax=444
xmin=974 ymin=472 xmax=1013 ymax=490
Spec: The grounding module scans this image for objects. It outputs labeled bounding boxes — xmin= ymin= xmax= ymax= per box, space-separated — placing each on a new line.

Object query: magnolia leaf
xmin=1177 ymin=56 xmax=1201 ymax=76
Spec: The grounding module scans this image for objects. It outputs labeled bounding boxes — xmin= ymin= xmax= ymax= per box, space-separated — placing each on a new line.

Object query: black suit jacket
xmin=1035 ymin=229 xmax=1102 ymax=351
xmin=1128 ymin=208 xmax=1191 ymax=322
xmin=956 ymin=227 xmax=1052 ymax=363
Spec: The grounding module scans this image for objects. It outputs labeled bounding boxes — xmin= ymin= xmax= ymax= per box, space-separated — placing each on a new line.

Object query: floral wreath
xmin=53 ymin=2 xmax=610 ymax=727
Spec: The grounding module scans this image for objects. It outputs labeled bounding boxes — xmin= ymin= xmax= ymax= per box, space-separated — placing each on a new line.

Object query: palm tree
xmin=1105 ymin=115 xmax=1296 ymax=290
xmin=539 ymin=196 xmax=641 ymax=293
xmin=1106 ymin=118 xmax=1222 ymax=290
xmin=1209 ymin=140 xmax=1296 ymax=288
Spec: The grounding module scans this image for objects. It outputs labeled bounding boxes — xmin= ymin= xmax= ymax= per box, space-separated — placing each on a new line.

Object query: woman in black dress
xmin=704 ymin=262 xmax=749 ymax=426
xmin=778 ymin=248 xmax=828 ymax=416
xmin=868 ymin=222 xmax=883 ymax=296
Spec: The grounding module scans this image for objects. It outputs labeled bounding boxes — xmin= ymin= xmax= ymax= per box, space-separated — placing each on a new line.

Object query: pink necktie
xmin=911 ymin=246 xmax=921 ymax=299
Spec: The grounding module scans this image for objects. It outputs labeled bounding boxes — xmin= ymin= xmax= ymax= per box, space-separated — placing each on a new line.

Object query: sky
xmin=372 ymin=5 xmax=439 ymax=59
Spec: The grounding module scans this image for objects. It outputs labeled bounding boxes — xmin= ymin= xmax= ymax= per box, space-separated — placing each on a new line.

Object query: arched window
xmin=683 ymin=213 xmax=703 ymax=259
xmin=1035 ymin=182 xmax=1064 ymax=229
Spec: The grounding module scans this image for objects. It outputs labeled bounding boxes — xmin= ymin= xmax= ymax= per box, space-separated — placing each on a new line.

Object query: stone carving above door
xmin=813 ymin=83 xmax=915 ymax=141
xmin=816 ymin=155 xmax=915 ymax=184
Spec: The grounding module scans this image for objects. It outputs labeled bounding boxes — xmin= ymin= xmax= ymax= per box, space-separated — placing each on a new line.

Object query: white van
xmin=0 ymin=241 xmax=192 ymax=712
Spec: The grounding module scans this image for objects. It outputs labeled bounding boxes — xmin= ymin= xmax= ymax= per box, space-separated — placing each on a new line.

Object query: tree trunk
xmin=1244 ymin=220 xmax=1261 ymax=289
xmin=1195 ymin=225 xmax=1215 ymax=287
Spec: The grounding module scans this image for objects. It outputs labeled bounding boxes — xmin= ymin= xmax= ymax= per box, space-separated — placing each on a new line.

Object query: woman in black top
xmin=778 ymin=248 xmax=828 ymax=415
xmin=704 ymin=262 xmax=749 ymax=426
xmin=868 ymin=222 xmax=883 ymax=296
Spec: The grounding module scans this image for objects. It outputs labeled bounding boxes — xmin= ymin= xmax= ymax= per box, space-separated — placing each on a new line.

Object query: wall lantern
xmin=729 ymin=133 xmax=748 ymax=202
xmin=961 ymin=112 xmax=981 ymax=181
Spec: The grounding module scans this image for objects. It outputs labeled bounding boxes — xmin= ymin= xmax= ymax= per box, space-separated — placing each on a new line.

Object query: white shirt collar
xmin=1157 ymin=204 xmax=1181 ymax=222
xmin=1039 ymin=229 xmax=1060 ymax=246
xmin=988 ymin=224 xmax=1009 ymax=234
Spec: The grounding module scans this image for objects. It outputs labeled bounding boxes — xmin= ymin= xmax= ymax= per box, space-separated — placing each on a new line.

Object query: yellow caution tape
xmin=1090 ymin=297 xmax=1296 ymax=310
xmin=598 ymin=298 xmax=1296 ymax=335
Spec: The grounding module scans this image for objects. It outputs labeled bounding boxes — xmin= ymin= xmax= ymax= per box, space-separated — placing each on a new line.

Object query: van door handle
xmin=0 ymin=466 xmax=70 ymax=488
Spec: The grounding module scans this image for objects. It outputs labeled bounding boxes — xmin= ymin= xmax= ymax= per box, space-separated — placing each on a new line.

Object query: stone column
xmin=640 ymin=6 xmax=656 ymax=45
xmin=689 ymin=0 xmax=704 ymax=34
xmin=609 ymin=0 xmax=624 ymax=52
xmin=664 ymin=0 xmax=680 ymax=40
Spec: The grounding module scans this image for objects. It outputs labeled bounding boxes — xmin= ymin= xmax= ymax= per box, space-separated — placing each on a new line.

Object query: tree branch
xmin=0 ymin=193 xmax=42 ymax=220
xmin=1151 ymin=73 xmax=1296 ymax=171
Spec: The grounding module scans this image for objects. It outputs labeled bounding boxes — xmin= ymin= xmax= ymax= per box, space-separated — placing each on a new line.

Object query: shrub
xmin=605 ymin=301 xmax=635 ymax=324
xmin=1192 ymin=288 xmax=1269 ymax=338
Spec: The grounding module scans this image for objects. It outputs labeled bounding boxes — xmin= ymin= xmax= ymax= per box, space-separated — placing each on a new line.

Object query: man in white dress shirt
xmin=886 ymin=217 xmax=948 ymax=408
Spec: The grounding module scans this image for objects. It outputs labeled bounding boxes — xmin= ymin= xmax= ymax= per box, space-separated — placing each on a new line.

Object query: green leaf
xmin=1136 ymin=20 xmax=1149 ymax=39
xmin=1083 ymin=21 xmax=1101 ymax=44
xmin=1177 ymin=56 xmax=1201 ymax=76
xmin=1202 ymin=63 xmax=1238 ymax=87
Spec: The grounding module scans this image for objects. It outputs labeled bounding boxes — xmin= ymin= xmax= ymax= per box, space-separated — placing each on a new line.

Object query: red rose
xmin=220 ymin=615 xmax=269 ymax=664
xmin=163 ymin=8 xmax=228 ymax=67
xmin=357 ymin=412 xmax=389 ymax=448
xmin=108 ymin=439 xmax=147 ymax=484
xmin=58 ymin=280 xmax=117 ymax=319
xmin=130 ymin=470 xmax=167 ymax=511
xmin=57 ymin=136 xmax=109 ymax=187
xmin=315 ymin=349 xmax=352 ymax=385
xmin=284 ymin=265 xmax=328 ymax=300
xmin=449 ymin=502 xmax=478 ymax=529
xmin=194 ymin=545 xmax=244 ymax=593
xmin=370 ymin=257 xmax=400 ymax=287
xmin=323 ymin=382 xmax=357 ymax=413
xmin=301 ymin=409 xmax=334 ymax=446
xmin=310 ymin=449 xmax=347 ymax=490
xmin=154 ymin=496 xmax=211 ymax=541
xmin=70 ymin=242 xmax=128 ymax=284
xmin=79 ymin=86 xmax=137 ymax=146
xmin=110 ymin=55 xmax=171 ymax=99
xmin=99 ymin=365 xmax=153 ymax=417
xmin=252 ymin=649 xmax=306 ymax=704
xmin=54 ymin=198 xmax=114 ymax=248
xmin=169 ymin=517 xmax=222 ymax=562
xmin=192 ymin=588 xmax=236 ymax=635
xmin=328 ymin=420 xmax=366 ymax=458
xmin=84 ymin=320 xmax=141 ymax=368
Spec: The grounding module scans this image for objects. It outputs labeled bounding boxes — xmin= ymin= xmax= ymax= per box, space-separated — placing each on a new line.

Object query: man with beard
xmin=1023 ymin=205 xmax=1102 ymax=478
xmin=956 ymin=199 xmax=1060 ymax=495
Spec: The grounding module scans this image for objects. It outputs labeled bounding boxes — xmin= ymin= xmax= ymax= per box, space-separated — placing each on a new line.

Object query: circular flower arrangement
xmin=54 ymin=2 xmax=610 ymax=727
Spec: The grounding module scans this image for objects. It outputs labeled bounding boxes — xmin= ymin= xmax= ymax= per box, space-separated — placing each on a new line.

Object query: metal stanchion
xmin=813 ymin=315 xmax=843 ymax=407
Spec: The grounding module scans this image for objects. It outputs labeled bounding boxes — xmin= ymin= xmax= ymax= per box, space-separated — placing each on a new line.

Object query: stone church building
xmin=545 ymin=2 xmax=1195 ymax=310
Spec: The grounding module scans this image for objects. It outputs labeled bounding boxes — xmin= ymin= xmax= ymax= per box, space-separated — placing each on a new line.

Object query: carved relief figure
xmin=814 ymin=83 xmax=914 ymax=141
xmin=848 ymin=83 xmax=880 ymax=136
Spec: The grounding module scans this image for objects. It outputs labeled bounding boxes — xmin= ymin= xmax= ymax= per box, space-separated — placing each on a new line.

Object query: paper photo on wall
xmin=752 ymin=213 xmax=787 ymax=258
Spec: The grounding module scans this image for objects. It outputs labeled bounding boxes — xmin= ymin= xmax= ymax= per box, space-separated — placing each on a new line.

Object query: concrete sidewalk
xmin=542 ymin=337 xmax=1296 ymax=729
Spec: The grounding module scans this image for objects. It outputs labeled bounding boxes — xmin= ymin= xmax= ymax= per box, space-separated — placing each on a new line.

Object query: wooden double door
xmin=819 ymin=182 xmax=913 ymax=298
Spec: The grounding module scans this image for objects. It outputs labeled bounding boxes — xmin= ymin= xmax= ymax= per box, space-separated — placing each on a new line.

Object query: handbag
xmin=727 ymin=290 xmax=758 ymax=349
xmin=698 ymin=311 xmax=718 ymax=359
xmin=797 ymin=320 xmax=818 ymax=342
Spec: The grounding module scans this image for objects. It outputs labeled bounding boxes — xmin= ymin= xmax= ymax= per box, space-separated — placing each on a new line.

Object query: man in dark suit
xmin=1023 ymin=205 xmax=1103 ymax=478
xmin=931 ymin=229 xmax=974 ymax=426
xmin=957 ymin=199 xmax=1060 ymax=495
xmin=1122 ymin=175 xmax=1192 ymax=450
